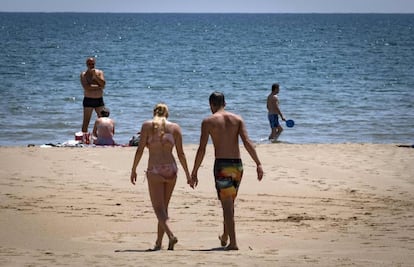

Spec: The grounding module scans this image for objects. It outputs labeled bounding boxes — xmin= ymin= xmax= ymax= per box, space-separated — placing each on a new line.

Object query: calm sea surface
xmin=0 ymin=13 xmax=413 ymax=146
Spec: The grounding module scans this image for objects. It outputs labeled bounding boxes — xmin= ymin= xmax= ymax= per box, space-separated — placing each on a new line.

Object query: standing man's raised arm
xmin=92 ymin=69 xmax=106 ymax=89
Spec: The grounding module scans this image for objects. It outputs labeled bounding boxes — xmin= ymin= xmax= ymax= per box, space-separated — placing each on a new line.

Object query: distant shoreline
xmin=1 ymin=12 xmax=414 ymax=14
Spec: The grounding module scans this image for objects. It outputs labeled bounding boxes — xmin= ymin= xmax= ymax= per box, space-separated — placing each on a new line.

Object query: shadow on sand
xmin=115 ymin=247 xmax=228 ymax=253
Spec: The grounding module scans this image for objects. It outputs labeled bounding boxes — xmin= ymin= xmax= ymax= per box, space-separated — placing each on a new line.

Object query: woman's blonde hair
xmin=152 ymin=103 xmax=169 ymax=137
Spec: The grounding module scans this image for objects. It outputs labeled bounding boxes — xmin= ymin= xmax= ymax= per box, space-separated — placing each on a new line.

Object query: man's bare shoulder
xmin=224 ymin=111 xmax=243 ymax=121
xmin=202 ymin=114 xmax=216 ymax=123
xmin=216 ymin=111 xmax=243 ymax=124
xmin=95 ymin=68 xmax=104 ymax=75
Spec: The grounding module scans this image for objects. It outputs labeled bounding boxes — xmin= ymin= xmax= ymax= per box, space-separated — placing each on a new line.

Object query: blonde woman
xmin=130 ymin=103 xmax=193 ymax=251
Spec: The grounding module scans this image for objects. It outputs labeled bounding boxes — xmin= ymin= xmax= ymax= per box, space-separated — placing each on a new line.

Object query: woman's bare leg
xmin=147 ymin=173 xmax=177 ymax=249
xmin=154 ymin=222 xmax=164 ymax=249
xmin=163 ymin=177 xmax=178 ymax=250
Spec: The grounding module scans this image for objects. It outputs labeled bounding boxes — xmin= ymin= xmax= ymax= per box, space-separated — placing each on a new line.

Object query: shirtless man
xmin=191 ymin=91 xmax=263 ymax=250
xmin=80 ymin=57 xmax=106 ymax=133
xmin=267 ymin=83 xmax=285 ymax=141
xmin=92 ymin=107 xmax=115 ymax=145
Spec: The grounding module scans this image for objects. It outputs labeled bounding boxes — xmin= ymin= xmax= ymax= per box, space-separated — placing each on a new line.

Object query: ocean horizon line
xmin=1 ymin=11 xmax=413 ymax=15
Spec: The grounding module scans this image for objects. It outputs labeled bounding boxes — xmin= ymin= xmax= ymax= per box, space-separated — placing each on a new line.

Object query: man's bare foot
xmin=224 ymin=245 xmax=239 ymax=251
xmin=218 ymin=235 xmax=228 ymax=247
xmin=168 ymin=236 xmax=178 ymax=250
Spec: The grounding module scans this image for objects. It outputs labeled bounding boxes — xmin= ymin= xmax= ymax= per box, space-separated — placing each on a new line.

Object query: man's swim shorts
xmin=214 ymin=158 xmax=243 ymax=200
xmin=268 ymin=113 xmax=280 ymax=128
xmin=83 ymin=97 xmax=105 ymax=108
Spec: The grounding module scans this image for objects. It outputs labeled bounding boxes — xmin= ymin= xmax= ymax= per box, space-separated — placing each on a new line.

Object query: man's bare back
xmin=94 ymin=117 xmax=114 ymax=139
xmin=192 ymin=91 xmax=263 ymax=181
xmin=203 ymin=110 xmax=242 ymax=159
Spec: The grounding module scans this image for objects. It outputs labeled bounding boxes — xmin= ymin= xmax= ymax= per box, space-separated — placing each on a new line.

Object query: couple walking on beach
xmin=130 ymin=92 xmax=264 ymax=251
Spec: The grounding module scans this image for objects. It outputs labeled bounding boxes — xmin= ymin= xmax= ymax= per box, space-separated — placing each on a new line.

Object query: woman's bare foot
xmin=224 ymin=245 xmax=239 ymax=251
xmin=218 ymin=235 xmax=228 ymax=247
xmin=146 ymin=242 xmax=161 ymax=251
xmin=168 ymin=236 xmax=178 ymax=250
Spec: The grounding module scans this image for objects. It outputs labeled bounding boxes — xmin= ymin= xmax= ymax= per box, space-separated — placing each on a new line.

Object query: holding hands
xmin=188 ymin=174 xmax=198 ymax=189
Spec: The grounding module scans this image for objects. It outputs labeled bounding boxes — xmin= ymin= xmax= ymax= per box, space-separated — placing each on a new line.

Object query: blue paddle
xmin=285 ymin=119 xmax=295 ymax=128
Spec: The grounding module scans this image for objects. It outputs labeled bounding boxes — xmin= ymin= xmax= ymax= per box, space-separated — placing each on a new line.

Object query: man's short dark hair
xmin=271 ymin=83 xmax=279 ymax=91
xmin=209 ymin=91 xmax=225 ymax=107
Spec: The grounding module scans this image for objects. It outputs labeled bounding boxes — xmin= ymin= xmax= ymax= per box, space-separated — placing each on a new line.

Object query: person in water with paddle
xmin=267 ymin=83 xmax=286 ymax=141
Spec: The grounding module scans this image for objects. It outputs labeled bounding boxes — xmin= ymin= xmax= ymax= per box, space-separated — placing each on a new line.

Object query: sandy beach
xmin=0 ymin=143 xmax=413 ymax=266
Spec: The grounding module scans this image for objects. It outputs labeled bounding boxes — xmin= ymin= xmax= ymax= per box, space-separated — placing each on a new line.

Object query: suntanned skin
xmin=130 ymin=104 xmax=192 ymax=250
xmin=80 ymin=57 xmax=106 ymax=132
xmin=267 ymin=84 xmax=285 ymax=140
xmin=92 ymin=116 xmax=115 ymax=145
xmin=191 ymin=93 xmax=263 ymax=250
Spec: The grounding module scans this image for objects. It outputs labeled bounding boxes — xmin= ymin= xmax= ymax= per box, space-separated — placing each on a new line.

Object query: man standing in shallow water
xmin=190 ymin=91 xmax=263 ymax=250
xmin=80 ymin=57 xmax=106 ymax=133
xmin=267 ymin=83 xmax=286 ymax=141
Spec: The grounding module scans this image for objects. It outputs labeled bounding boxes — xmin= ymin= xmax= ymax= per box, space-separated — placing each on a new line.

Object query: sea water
xmin=0 ymin=13 xmax=413 ymax=146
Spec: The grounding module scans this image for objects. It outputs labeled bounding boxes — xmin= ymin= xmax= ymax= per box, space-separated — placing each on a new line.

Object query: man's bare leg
xmin=95 ymin=106 xmax=105 ymax=118
xmin=219 ymin=221 xmax=228 ymax=246
xmin=82 ymin=107 xmax=94 ymax=132
xmin=221 ymin=198 xmax=238 ymax=250
xmin=274 ymin=125 xmax=283 ymax=141
xmin=269 ymin=127 xmax=277 ymax=140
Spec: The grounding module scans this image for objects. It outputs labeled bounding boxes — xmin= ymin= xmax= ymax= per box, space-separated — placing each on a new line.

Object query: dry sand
xmin=0 ymin=143 xmax=413 ymax=266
